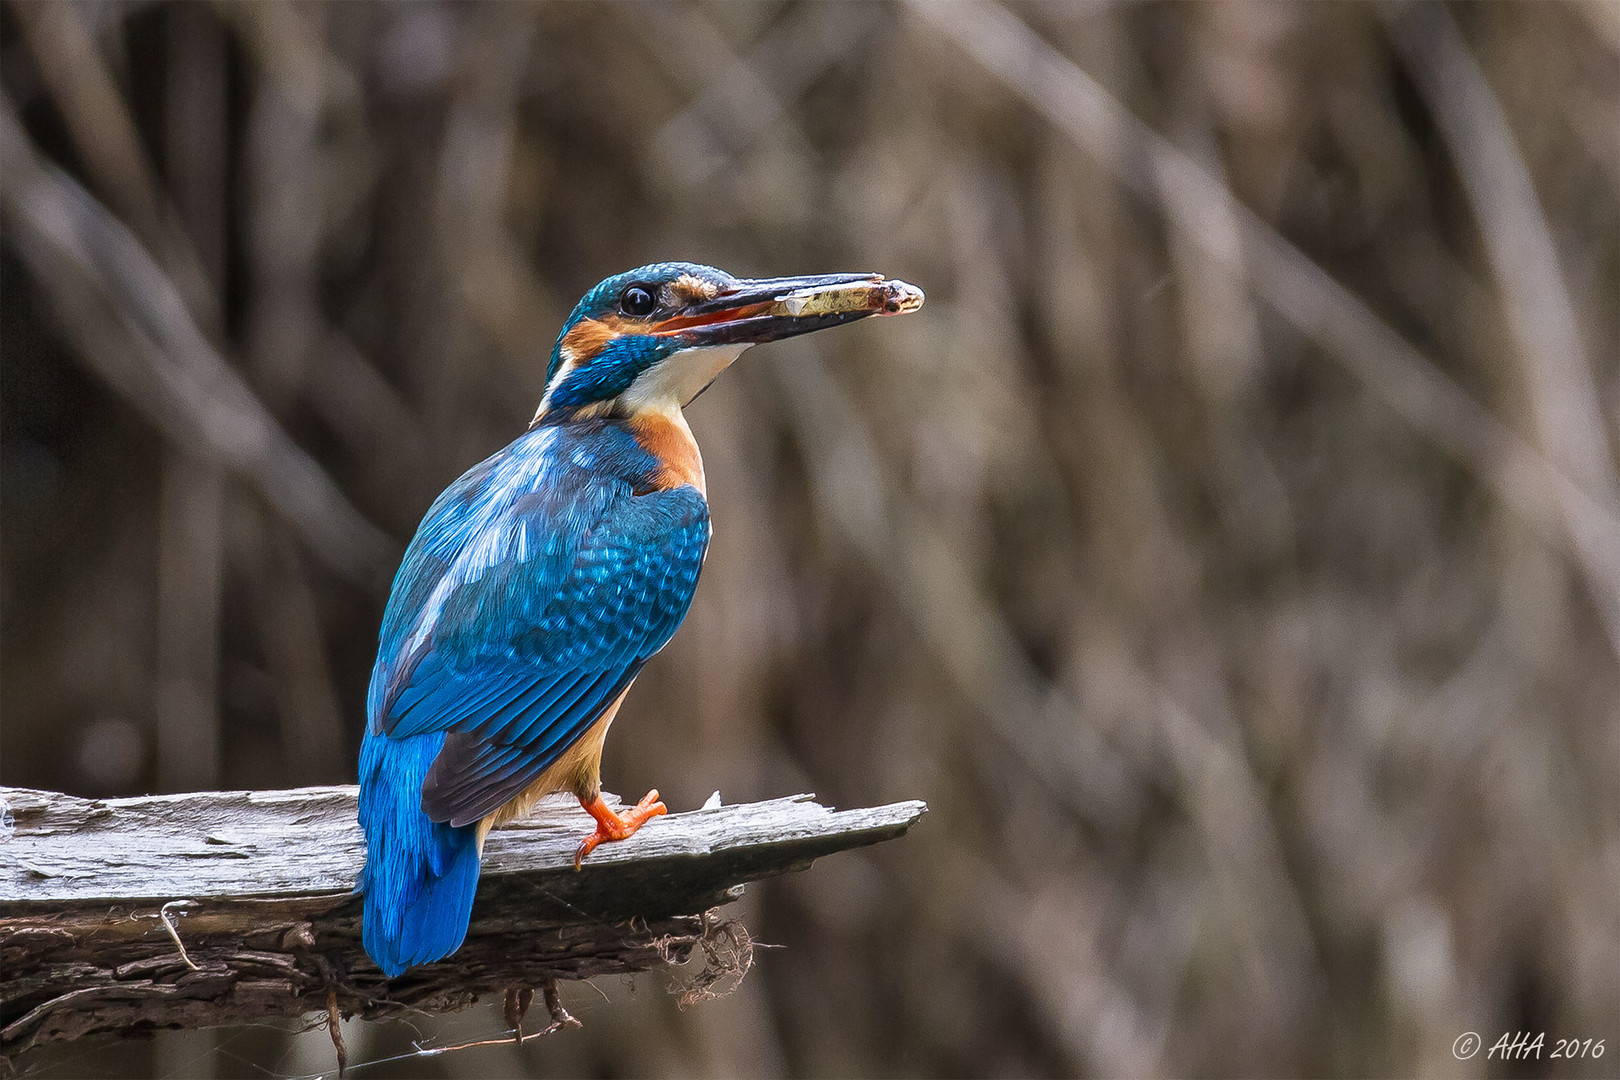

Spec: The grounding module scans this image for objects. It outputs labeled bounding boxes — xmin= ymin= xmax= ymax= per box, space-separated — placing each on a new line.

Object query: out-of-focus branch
xmin=909 ymin=0 xmax=1620 ymax=663
xmin=1386 ymin=2 xmax=1620 ymax=657
xmin=629 ymin=4 xmax=1143 ymax=831
xmin=645 ymin=0 xmax=882 ymax=186
xmin=12 ymin=0 xmax=221 ymax=333
xmin=0 ymin=97 xmax=397 ymax=591
xmin=770 ymin=352 xmax=1142 ymax=830
xmin=11 ymin=1 xmax=165 ymax=247
xmin=152 ymin=2 xmax=232 ymax=794
xmin=217 ymin=0 xmax=365 ymax=120
xmin=642 ymin=20 xmax=1321 ymax=1017
xmin=433 ymin=4 xmax=554 ymax=366
xmin=248 ymin=522 xmax=349 ymax=784
xmin=772 ymin=349 xmax=1322 ymax=1044
xmin=155 ymin=456 xmax=225 ymax=791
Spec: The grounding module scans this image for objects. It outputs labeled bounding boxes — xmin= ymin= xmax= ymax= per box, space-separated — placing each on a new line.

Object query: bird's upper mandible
xmin=533 ymin=262 xmax=924 ymax=423
xmin=357 ymin=261 xmax=922 ymax=976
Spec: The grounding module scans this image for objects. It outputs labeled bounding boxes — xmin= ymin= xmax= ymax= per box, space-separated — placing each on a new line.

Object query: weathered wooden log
xmin=0 ymin=785 xmax=925 ymax=1060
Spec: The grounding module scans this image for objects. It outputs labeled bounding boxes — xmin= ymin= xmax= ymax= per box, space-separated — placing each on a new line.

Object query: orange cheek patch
xmin=559 ymin=315 xmax=640 ymax=362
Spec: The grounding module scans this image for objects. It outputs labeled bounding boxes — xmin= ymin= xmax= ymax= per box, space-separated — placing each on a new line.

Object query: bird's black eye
xmin=620 ymin=285 xmax=657 ymax=317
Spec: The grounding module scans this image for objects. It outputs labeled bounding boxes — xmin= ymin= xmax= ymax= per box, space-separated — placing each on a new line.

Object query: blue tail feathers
xmin=358 ymin=729 xmax=482 ymax=976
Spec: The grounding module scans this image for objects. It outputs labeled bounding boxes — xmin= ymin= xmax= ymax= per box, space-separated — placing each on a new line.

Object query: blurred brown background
xmin=3 ymin=1 xmax=1618 ymax=1077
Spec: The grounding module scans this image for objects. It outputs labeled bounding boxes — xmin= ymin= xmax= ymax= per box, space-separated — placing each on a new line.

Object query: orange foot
xmin=574 ymin=790 xmax=667 ymax=869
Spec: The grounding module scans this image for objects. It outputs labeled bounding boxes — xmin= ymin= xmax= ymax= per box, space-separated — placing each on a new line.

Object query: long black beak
xmin=657 ymin=272 xmax=924 ymax=347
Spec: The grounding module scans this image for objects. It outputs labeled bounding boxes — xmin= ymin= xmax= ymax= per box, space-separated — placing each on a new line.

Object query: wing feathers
xmin=423 ymin=661 xmax=642 ymax=826
xmin=388 ymin=663 xmax=532 ymax=738
xmin=370 ymin=425 xmax=709 ymax=829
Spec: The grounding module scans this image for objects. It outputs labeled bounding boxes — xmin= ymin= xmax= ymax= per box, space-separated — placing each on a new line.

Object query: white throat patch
xmin=619 ymin=343 xmax=750 ymax=414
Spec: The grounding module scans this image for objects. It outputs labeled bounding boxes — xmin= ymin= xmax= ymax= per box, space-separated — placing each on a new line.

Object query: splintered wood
xmin=0 ymin=785 xmax=925 ymax=1060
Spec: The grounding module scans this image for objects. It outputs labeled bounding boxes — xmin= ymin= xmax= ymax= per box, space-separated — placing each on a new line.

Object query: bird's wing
xmin=367 ymin=436 xmax=709 ymax=828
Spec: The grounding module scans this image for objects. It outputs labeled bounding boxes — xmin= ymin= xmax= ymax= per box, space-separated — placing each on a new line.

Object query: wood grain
xmin=0 ymin=785 xmax=925 ymax=1060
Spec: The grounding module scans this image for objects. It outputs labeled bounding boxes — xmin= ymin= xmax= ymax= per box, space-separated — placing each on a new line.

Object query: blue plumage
xmin=358 ymin=420 xmax=708 ymax=975
xmin=547 ymin=334 xmax=677 ymax=412
xmin=544 ymin=262 xmax=721 ymax=384
xmin=357 ymin=731 xmax=480 ymax=975
xmin=358 ymin=261 xmax=919 ymax=977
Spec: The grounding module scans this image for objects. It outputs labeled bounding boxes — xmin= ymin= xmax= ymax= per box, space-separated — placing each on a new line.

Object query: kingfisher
xmin=357 ymin=262 xmax=922 ymax=976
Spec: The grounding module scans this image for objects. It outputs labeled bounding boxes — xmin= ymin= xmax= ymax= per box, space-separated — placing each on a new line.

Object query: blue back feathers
xmin=358 ymin=418 xmax=710 ymax=975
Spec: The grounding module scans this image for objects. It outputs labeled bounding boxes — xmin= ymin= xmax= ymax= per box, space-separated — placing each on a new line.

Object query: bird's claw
xmin=573 ymin=789 xmax=667 ymax=869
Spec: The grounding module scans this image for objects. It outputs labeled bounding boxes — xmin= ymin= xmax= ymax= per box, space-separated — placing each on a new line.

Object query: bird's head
xmin=534 ymin=262 xmax=922 ymax=423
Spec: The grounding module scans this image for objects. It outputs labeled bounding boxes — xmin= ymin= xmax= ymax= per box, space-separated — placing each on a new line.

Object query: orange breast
xmin=630 ymin=411 xmax=705 ymax=495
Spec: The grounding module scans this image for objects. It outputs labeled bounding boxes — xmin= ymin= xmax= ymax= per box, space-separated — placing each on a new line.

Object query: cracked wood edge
xmin=0 ymin=786 xmax=926 ymax=905
xmin=0 ymin=786 xmax=926 ymax=1057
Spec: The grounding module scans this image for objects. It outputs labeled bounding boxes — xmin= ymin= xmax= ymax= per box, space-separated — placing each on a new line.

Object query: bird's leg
xmin=573 ymin=789 xmax=667 ymax=868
